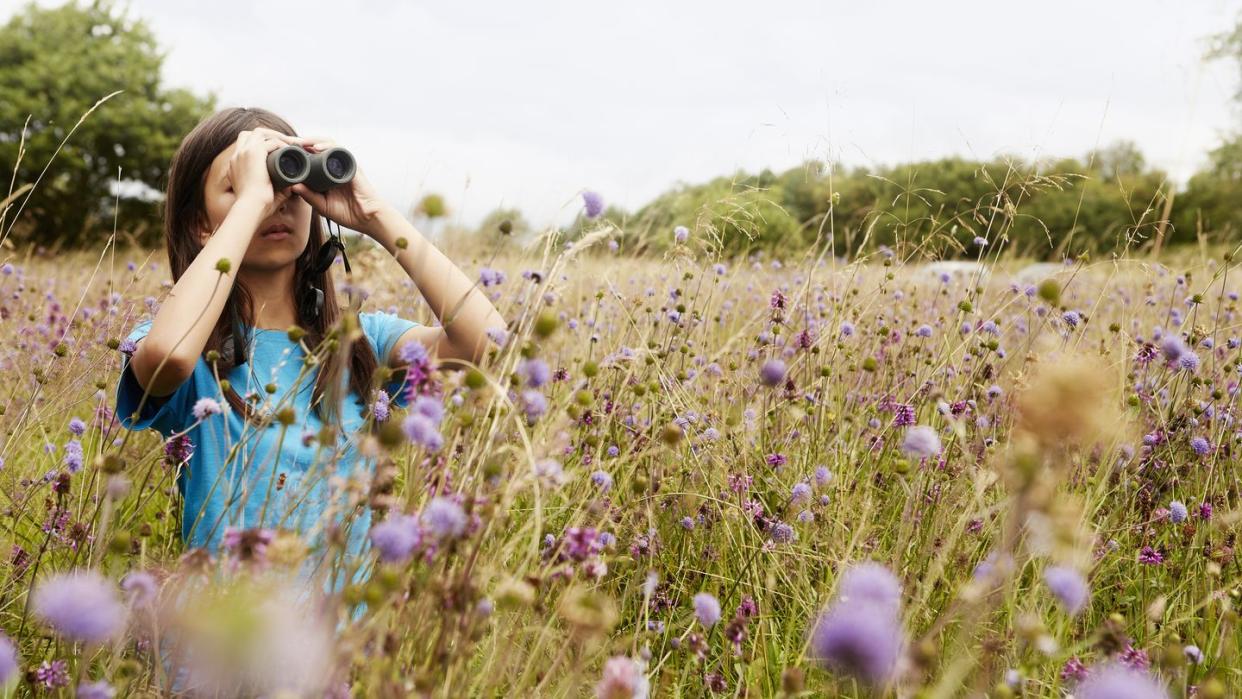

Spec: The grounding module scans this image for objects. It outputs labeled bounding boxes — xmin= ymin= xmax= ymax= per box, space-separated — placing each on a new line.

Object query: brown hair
xmin=163 ymin=107 xmax=380 ymax=427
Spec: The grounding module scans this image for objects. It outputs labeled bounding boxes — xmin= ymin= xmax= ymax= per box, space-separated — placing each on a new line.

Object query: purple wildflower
xmin=838 ymin=562 xmax=902 ymax=613
xmin=1043 ymin=566 xmax=1089 ymax=616
xmin=479 ymin=267 xmax=506 ymax=287
xmin=120 ymin=571 xmax=158 ymax=607
xmin=372 ymin=390 xmax=391 ymax=422
xmin=76 ymin=680 xmax=116 ymax=699
xmin=582 ymin=191 xmax=605 ymax=219
xmin=759 ymin=359 xmax=786 ymax=387
xmin=692 ymin=593 xmax=721 ymax=628
xmin=402 ymin=414 xmax=444 ymax=451
xmin=32 ymin=570 xmax=126 ymax=644
xmin=519 ymin=358 xmax=552 ymax=388
xmin=1178 ymin=352 xmax=1200 ymax=373
xmin=1190 ymin=436 xmax=1210 ymax=456
xmin=673 ymin=226 xmax=689 ymax=243
xmin=0 ymin=633 xmax=16 ymax=686
xmin=1075 ymin=663 xmax=1168 ymax=699
xmin=595 ymin=656 xmax=648 ymax=699
xmin=1137 ymin=546 xmax=1164 ymax=565
xmin=370 ymin=513 xmax=422 ymax=563
xmin=35 ymin=660 xmax=69 ymax=689
xmin=421 ymin=497 xmax=467 ymax=540
xmin=68 ymin=417 xmax=86 ymax=436
xmin=63 ymin=439 xmax=84 ymax=473
xmin=1169 ymin=500 xmax=1188 ymax=523
xmin=191 ymin=398 xmax=223 ymax=420
xmin=901 ymin=425 xmax=942 ymax=459
xmin=809 ymin=603 xmax=904 ymax=686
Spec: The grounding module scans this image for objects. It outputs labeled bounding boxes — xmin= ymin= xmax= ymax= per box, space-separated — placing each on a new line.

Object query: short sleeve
xmin=360 ymin=311 xmax=421 ymax=367
xmin=115 ymin=320 xmax=199 ymax=437
xmin=360 ymin=311 xmax=422 ymax=409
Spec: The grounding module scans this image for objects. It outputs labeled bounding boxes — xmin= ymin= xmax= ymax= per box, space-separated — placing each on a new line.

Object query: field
xmin=0 ymin=233 xmax=1240 ymax=698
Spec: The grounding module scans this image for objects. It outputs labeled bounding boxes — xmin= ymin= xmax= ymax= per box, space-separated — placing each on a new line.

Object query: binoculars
xmin=266 ymin=145 xmax=356 ymax=192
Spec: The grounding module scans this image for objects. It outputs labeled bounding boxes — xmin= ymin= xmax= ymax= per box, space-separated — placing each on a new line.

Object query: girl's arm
xmin=287 ymin=137 xmax=505 ymax=368
xmin=364 ymin=208 xmax=507 ymax=367
xmin=130 ymin=130 xmax=294 ymax=396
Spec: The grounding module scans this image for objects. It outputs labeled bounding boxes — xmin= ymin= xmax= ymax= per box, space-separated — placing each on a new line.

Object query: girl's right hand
xmin=226 ymin=129 xmax=294 ymax=220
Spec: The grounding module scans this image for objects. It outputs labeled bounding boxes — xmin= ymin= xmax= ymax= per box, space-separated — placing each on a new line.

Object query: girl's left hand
xmin=288 ymin=138 xmax=395 ymax=238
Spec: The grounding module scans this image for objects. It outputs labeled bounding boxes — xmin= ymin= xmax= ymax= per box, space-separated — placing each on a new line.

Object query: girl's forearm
xmin=367 ymin=207 xmax=505 ymax=364
xmin=144 ymin=196 xmax=265 ymax=371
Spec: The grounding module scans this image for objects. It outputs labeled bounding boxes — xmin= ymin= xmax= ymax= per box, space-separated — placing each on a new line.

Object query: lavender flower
xmin=582 ymin=191 xmax=605 ymax=219
xmin=1075 ymin=663 xmax=1169 ymax=699
xmin=1042 ymin=566 xmax=1089 ymax=616
xmin=421 ymin=497 xmax=467 ymax=540
xmin=68 ymin=417 xmax=86 ymax=436
xmin=32 ymin=570 xmax=127 ymax=644
xmin=519 ymin=358 xmax=552 ymax=388
xmin=692 ymin=592 xmax=721 ymax=628
xmin=901 ymin=425 xmax=942 ymax=459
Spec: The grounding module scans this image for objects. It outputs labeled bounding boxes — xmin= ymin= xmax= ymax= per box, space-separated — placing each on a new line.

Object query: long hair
xmin=163 ymin=107 xmax=380 ymax=427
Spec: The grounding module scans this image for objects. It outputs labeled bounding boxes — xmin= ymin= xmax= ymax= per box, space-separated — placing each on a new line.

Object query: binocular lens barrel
xmin=266 ymin=145 xmax=356 ymax=193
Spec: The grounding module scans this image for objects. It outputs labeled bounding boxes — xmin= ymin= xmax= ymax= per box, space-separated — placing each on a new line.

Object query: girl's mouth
xmin=261 ymin=224 xmax=292 ymax=240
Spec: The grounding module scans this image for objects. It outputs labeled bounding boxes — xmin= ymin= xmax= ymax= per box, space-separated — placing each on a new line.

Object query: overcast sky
xmin=6 ymin=0 xmax=1242 ymax=230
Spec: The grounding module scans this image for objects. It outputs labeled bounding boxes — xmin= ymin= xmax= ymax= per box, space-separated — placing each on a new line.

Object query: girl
xmin=115 ymin=107 xmax=504 ymax=587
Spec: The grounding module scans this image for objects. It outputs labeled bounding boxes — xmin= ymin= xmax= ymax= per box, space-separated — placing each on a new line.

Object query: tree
xmin=0 ymin=0 xmax=213 ymax=248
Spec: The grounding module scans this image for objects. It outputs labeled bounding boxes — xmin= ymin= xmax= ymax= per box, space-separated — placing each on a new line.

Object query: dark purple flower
xmin=1137 ymin=546 xmax=1164 ymax=565
xmin=35 ymin=659 xmax=69 ymax=689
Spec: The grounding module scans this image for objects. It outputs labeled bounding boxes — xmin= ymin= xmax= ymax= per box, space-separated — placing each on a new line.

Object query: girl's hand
xmin=288 ymin=138 xmax=395 ymax=237
xmin=227 ymin=129 xmax=295 ymax=219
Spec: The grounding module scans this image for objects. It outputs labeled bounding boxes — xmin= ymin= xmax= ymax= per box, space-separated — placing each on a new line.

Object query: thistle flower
xmin=1075 ymin=663 xmax=1169 ymax=699
xmin=32 ymin=570 xmax=127 ymax=644
xmin=1042 ymin=566 xmax=1089 ymax=616
xmin=192 ymin=397 xmax=223 ymax=420
xmin=692 ymin=593 xmax=721 ymax=628
xmin=901 ymin=425 xmax=942 ymax=458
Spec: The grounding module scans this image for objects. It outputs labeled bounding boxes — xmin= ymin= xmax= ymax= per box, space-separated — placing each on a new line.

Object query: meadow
xmin=0 ymin=229 xmax=1240 ymax=698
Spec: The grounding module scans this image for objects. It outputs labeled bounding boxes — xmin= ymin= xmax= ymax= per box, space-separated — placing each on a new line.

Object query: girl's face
xmin=197 ymin=141 xmax=314 ymax=271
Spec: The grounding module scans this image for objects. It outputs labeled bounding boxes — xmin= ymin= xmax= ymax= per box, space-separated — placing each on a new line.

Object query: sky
xmin=4 ymin=0 xmax=1242 ymax=231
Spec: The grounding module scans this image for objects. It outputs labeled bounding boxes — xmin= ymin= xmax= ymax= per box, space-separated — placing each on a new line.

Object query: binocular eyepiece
xmin=267 ymin=145 xmax=356 ymax=193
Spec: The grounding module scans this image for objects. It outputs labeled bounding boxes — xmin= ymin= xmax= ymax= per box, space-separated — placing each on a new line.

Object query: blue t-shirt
xmin=115 ymin=311 xmax=420 ymax=586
